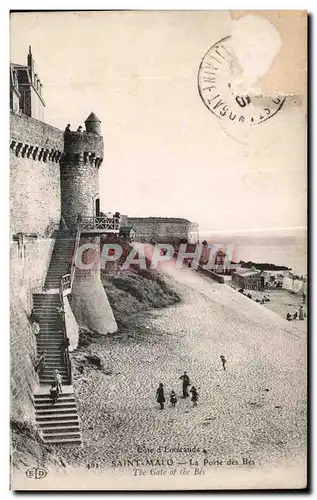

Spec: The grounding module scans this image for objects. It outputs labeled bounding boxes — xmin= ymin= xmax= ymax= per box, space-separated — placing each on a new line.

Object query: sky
xmin=10 ymin=11 xmax=307 ymax=236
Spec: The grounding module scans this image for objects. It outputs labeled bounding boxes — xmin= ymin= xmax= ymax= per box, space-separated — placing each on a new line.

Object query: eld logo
xmin=25 ymin=467 xmax=48 ymax=479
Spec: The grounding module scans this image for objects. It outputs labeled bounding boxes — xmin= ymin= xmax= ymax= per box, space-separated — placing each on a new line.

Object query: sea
xmin=201 ymin=231 xmax=307 ymax=276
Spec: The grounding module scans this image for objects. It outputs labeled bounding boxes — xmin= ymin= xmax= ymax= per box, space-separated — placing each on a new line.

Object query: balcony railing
xmin=60 ymin=273 xmax=71 ymax=297
xmin=80 ymin=216 xmax=120 ymax=232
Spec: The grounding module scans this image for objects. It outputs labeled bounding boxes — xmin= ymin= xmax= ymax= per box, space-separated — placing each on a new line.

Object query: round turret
xmin=85 ymin=112 xmax=101 ymax=135
xmin=61 ymin=114 xmax=104 ymax=228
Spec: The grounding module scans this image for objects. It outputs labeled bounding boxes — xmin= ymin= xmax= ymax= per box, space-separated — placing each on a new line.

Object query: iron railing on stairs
xmin=58 ymin=223 xmax=81 ymax=385
xmin=71 ymin=223 xmax=81 ymax=289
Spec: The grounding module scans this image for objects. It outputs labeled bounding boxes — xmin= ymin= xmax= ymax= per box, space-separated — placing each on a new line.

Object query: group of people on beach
xmin=238 ymin=289 xmax=270 ymax=304
xmin=156 ymin=373 xmax=199 ymax=411
xmin=286 ymin=305 xmax=306 ymax=322
xmin=156 ymin=359 xmax=227 ymax=410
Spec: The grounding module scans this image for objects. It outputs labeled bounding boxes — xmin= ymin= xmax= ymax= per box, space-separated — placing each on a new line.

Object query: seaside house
xmin=232 ymin=267 xmax=264 ymax=290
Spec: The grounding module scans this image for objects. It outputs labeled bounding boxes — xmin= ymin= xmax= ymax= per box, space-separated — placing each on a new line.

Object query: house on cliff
xmin=10 ymin=46 xmax=45 ymax=121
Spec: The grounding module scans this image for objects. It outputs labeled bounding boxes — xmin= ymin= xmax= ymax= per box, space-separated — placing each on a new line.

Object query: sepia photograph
xmin=9 ymin=10 xmax=307 ymax=491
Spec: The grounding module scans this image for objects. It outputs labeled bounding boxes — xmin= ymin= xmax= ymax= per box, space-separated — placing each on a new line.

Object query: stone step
xmin=40 ymin=354 xmax=65 ymax=358
xmin=34 ymin=392 xmax=74 ymax=400
xmin=35 ymin=400 xmax=77 ymax=411
xmin=40 ymin=367 xmax=67 ymax=372
xmin=37 ymin=343 xmax=64 ymax=348
xmin=43 ymin=437 xmax=82 ymax=445
xmin=37 ymin=338 xmax=64 ymax=342
xmin=34 ymin=396 xmax=75 ymax=405
xmin=40 ymin=361 xmax=67 ymax=365
xmin=39 ymin=367 xmax=67 ymax=371
xmin=35 ymin=408 xmax=77 ymax=416
xmin=37 ymin=419 xmax=79 ymax=428
xmin=41 ymin=426 xmax=80 ymax=434
xmin=36 ymin=345 xmax=63 ymax=350
xmin=35 ymin=397 xmax=76 ymax=404
xmin=36 ymin=415 xmax=77 ymax=423
xmin=40 ymin=354 xmax=64 ymax=358
xmin=41 ymin=432 xmax=81 ymax=441
xmin=37 ymin=339 xmax=63 ymax=343
xmin=37 ymin=335 xmax=64 ymax=339
xmin=33 ymin=296 xmax=60 ymax=301
xmin=39 ymin=378 xmax=69 ymax=384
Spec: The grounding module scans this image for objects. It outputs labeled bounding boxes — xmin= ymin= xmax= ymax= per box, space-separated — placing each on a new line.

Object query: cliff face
xmin=10 ymin=296 xmax=37 ymax=424
xmin=10 ymin=238 xmax=54 ymax=425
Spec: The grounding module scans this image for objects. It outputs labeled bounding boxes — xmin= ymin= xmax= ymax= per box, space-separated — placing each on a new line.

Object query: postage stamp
xmin=198 ymin=36 xmax=286 ymax=126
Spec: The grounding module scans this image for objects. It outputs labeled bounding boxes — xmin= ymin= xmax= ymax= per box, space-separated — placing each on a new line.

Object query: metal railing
xmin=60 ymin=273 xmax=71 ymax=295
xmin=70 ymin=223 xmax=81 ymax=289
xmin=80 ymin=215 xmax=120 ymax=232
xmin=58 ymin=304 xmax=72 ymax=385
xmin=57 ymin=223 xmax=81 ymax=385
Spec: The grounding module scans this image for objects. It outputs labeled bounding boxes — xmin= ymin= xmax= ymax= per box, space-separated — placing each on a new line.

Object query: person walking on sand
xmin=170 ymin=390 xmax=177 ymax=408
xmin=190 ymin=386 xmax=199 ymax=407
xmin=299 ymin=305 xmax=305 ymax=320
xmin=179 ymin=371 xmax=191 ymax=398
xmin=54 ymin=369 xmax=63 ymax=394
xmin=156 ymin=383 xmax=165 ymax=410
xmin=220 ymin=355 xmax=227 ymax=370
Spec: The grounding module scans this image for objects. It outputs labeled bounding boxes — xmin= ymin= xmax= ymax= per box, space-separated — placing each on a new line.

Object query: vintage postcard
xmin=10 ymin=10 xmax=307 ymax=491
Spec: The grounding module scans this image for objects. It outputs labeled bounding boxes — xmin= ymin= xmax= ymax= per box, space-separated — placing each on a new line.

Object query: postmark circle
xmin=198 ymin=36 xmax=286 ymax=126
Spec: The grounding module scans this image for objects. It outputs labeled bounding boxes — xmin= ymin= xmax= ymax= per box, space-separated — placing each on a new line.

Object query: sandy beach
xmin=60 ymin=262 xmax=307 ymax=486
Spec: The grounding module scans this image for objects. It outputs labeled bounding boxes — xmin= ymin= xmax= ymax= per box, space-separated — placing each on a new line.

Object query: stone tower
xmin=60 ymin=113 xmax=103 ymax=229
xmin=61 ymin=114 xmax=117 ymax=334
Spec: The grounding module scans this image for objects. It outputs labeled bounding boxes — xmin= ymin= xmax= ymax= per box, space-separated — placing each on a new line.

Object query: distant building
xmin=10 ymin=46 xmax=45 ymax=120
xmin=123 ymin=217 xmax=199 ymax=244
xmin=232 ymin=268 xmax=264 ymax=290
xmin=119 ymin=226 xmax=136 ymax=242
xmin=200 ymin=248 xmax=236 ymax=275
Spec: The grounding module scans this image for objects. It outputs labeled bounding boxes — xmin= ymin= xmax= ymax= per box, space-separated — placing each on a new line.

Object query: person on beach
xmin=293 ymin=311 xmax=298 ymax=320
xmin=190 ymin=386 xmax=199 ymax=407
xmin=50 ymin=382 xmax=59 ymax=405
xmin=179 ymin=371 xmax=191 ymax=398
xmin=286 ymin=313 xmax=292 ymax=321
xmin=156 ymin=383 xmax=165 ymax=410
xmin=220 ymin=355 xmax=227 ymax=370
xmin=54 ymin=369 xmax=63 ymax=394
xmin=170 ymin=390 xmax=177 ymax=408
xmin=299 ymin=306 xmax=305 ymax=320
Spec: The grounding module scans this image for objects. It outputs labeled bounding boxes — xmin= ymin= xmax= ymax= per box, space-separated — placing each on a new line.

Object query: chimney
xmin=27 ymin=45 xmax=34 ymax=83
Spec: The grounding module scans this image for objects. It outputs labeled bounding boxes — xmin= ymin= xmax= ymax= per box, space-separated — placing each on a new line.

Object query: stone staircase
xmin=32 ymin=230 xmax=82 ymax=446
xmin=34 ymin=387 xmax=82 ymax=445
xmin=33 ymin=294 xmax=69 ymax=386
xmin=44 ymin=231 xmax=75 ymax=289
